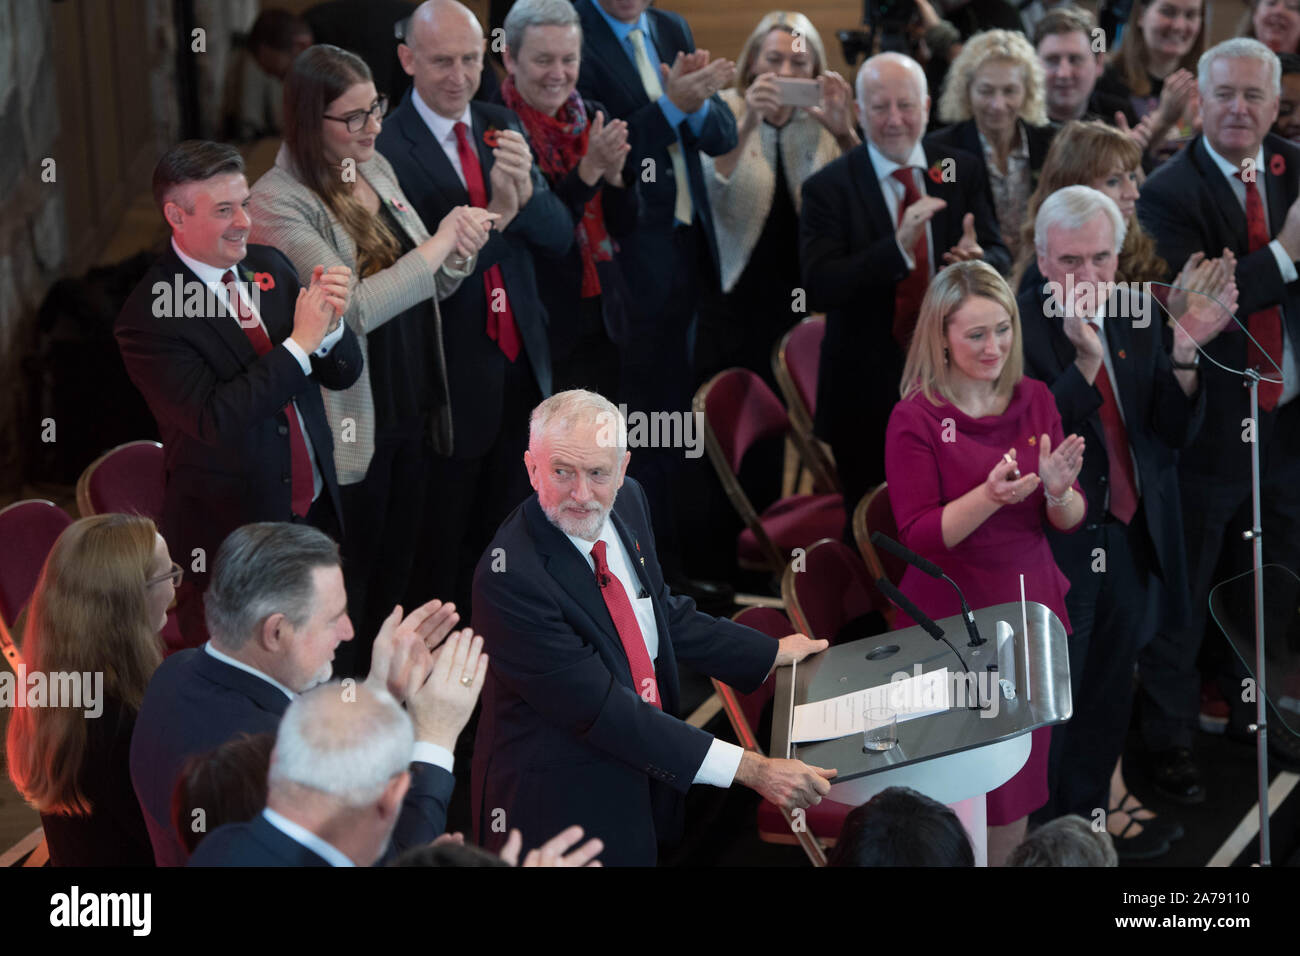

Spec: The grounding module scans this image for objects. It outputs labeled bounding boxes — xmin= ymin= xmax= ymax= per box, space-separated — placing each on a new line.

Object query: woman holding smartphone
xmin=697 ymin=11 xmax=859 ymax=388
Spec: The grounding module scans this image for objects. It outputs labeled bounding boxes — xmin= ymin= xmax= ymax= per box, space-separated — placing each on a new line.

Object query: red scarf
xmin=502 ymin=76 xmax=613 ymax=298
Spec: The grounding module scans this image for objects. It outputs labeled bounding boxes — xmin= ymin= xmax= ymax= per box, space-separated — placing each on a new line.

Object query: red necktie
xmin=591 ymin=540 xmax=661 ymax=710
xmin=222 ymin=270 xmax=314 ymax=518
xmin=453 ymin=121 xmax=521 ymax=362
xmin=1238 ymin=171 xmax=1284 ymax=411
xmin=891 ymin=167 xmax=930 ymax=350
xmin=1088 ymin=322 xmax=1138 ymax=524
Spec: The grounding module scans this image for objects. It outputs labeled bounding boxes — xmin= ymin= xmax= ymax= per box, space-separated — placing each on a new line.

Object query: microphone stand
xmin=1243 ymin=368 xmax=1271 ymax=867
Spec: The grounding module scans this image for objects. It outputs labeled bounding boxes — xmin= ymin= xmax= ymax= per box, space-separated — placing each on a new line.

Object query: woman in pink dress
xmin=884 ymin=260 xmax=1086 ymax=866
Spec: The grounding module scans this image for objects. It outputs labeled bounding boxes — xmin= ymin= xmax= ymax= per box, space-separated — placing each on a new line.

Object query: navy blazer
xmin=924 ymin=117 xmax=1056 ymax=200
xmin=573 ymin=0 xmax=738 ymax=286
xmin=1137 ymin=134 xmax=1300 ymax=484
xmin=1017 ymin=285 xmax=1204 ymax=627
xmin=129 ymin=647 xmax=454 ymax=866
xmin=800 ymin=141 xmax=1010 ymax=493
xmin=115 ymin=243 xmax=362 ymax=580
xmin=470 ymin=477 xmax=776 ymax=866
xmin=187 ymin=813 xmax=330 ymax=867
xmin=377 ymin=96 xmax=569 ymax=458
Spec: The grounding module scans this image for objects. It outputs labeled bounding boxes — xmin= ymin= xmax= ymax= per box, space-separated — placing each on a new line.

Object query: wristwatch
xmin=1171 ymin=352 xmax=1200 ymax=371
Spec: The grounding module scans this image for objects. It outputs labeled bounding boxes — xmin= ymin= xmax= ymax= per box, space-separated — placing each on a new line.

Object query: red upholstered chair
xmin=694 ymin=369 xmax=845 ymax=579
xmin=75 ymin=440 xmax=164 ymax=520
xmin=781 ymin=538 xmax=885 ymax=645
xmin=713 ymin=606 xmax=855 ymax=866
xmin=74 ymin=440 xmax=186 ymax=652
xmin=773 ymin=316 xmax=841 ymax=493
xmin=0 ymin=500 xmax=73 ymax=632
xmin=852 ymin=484 xmax=906 ymax=629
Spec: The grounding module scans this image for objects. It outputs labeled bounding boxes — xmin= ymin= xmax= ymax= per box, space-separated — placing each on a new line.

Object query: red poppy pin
xmin=483 ymin=127 xmax=501 ymax=148
xmin=389 ymin=197 xmax=408 ymax=213
xmin=927 ymin=161 xmax=945 ymax=184
xmin=1118 ymin=349 xmax=1127 ymax=360
xmin=1270 ymin=153 xmax=1286 ymax=176
xmin=253 ymin=272 xmax=275 ymax=292
xmin=1028 ymin=435 xmax=1037 ymax=445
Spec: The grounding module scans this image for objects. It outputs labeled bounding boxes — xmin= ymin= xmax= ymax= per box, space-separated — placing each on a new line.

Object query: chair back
xmin=710 ymin=606 xmax=792 ymax=754
xmin=694 ymin=369 xmax=792 ymax=570
xmin=774 ymin=317 xmax=840 ymax=493
xmin=852 ymin=484 xmax=907 ymax=627
xmin=782 ymin=538 xmax=882 ymax=643
xmin=0 ymin=500 xmax=73 ymax=629
xmin=76 ymin=440 xmax=165 ymax=519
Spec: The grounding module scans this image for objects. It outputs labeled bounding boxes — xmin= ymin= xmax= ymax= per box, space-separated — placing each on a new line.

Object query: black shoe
xmin=1146 ymin=748 xmax=1206 ymax=805
xmin=1227 ymin=720 xmax=1300 ymax=773
xmin=1112 ymin=792 xmax=1184 ymax=842
xmin=1110 ymin=816 xmax=1171 ymax=862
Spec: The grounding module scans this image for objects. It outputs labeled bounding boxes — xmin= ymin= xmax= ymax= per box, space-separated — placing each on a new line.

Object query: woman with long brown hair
xmin=1096 ymin=0 xmax=1205 ymax=163
xmin=1013 ymin=120 xmax=1168 ymax=292
xmin=5 ymin=514 xmax=175 ymax=866
xmin=249 ymin=44 xmax=494 ymax=673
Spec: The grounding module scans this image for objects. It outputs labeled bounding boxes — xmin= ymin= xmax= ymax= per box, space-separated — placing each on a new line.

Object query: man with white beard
xmin=470 ymin=389 xmax=833 ymax=866
xmin=131 ymin=522 xmax=482 ymax=866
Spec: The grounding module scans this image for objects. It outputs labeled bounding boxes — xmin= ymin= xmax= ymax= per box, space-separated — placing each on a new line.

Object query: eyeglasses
xmin=323 ymin=95 xmax=389 ymax=133
xmin=147 ymin=562 xmax=184 ymax=588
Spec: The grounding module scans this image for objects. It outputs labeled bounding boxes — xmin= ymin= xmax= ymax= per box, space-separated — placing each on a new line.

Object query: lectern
xmin=772 ymin=600 xmax=1073 ymax=865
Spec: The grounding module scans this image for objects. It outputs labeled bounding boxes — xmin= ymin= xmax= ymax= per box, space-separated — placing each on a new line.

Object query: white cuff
xmin=412 ymin=741 xmax=455 ymax=774
xmin=281 ymin=337 xmax=312 ymax=375
xmin=314 ymin=320 xmax=346 ymax=357
xmin=1269 ymin=239 xmax=1297 ymax=284
xmin=896 ymin=238 xmax=915 ymax=272
xmin=692 ymin=738 xmax=744 ymax=787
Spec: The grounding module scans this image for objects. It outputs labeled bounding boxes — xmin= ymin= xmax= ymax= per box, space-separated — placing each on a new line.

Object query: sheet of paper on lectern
xmin=790 ymin=668 xmax=952 ymax=743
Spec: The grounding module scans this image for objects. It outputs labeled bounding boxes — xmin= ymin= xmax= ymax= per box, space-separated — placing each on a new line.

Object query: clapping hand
xmin=491 ymin=129 xmax=534 ymax=208
xmin=1037 ymin=433 xmax=1085 ymax=499
xmin=499 ymin=826 xmax=604 ymax=867
xmin=578 ymin=111 xmax=631 ymax=186
xmin=942 ymin=213 xmax=984 ymax=264
xmin=983 ymin=447 xmax=1040 ymax=506
xmin=364 ymin=599 xmax=460 ymax=703
xmin=1168 ymin=249 xmax=1238 ymax=353
xmin=661 ymin=50 xmax=734 ymax=114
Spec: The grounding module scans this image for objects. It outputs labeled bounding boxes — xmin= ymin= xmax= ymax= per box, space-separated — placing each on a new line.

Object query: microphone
xmin=875 ymin=576 xmax=979 ymax=711
xmin=871 ymin=532 xmax=986 ymax=647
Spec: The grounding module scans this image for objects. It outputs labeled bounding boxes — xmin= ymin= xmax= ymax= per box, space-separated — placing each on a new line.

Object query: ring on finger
xmin=459 ymin=675 xmax=473 ymax=687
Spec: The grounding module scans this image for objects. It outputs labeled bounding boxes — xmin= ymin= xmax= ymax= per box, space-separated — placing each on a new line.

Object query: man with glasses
xmin=116 ymin=140 xmax=361 ymax=649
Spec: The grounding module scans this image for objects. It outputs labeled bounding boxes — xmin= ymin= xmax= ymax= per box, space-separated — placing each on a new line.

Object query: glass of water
xmin=863 ymin=706 xmax=898 ymax=752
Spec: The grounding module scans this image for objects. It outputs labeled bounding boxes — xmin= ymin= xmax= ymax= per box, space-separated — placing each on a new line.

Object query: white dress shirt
xmin=171 ymin=239 xmax=347 ymax=502
xmin=261 ymin=807 xmax=354 ymax=867
xmin=1200 ymin=139 xmax=1300 ymax=404
xmin=564 ymin=517 xmax=745 ymax=788
xmin=867 ymin=138 xmax=935 ymax=276
xmin=412 ymin=89 xmax=474 ymax=190
xmin=202 ymin=641 xmax=455 ymax=772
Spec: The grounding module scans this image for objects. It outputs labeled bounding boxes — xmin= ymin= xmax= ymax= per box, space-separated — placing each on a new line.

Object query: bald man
xmin=378 ymin=0 xmax=573 ymax=617
xmin=800 ymin=52 xmax=1009 ymax=510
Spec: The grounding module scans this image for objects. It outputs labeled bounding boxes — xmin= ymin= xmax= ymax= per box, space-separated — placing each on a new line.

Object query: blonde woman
xmin=5 ymin=515 xmax=174 ymax=866
xmin=696 ymin=11 xmax=858 ymax=385
xmin=928 ymin=29 xmax=1055 ymax=258
xmin=885 ymin=260 xmax=1085 ymax=865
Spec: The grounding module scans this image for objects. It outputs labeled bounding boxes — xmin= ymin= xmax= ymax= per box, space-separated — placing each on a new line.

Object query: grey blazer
xmin=248 ymin=144 xmax=467 ymax=484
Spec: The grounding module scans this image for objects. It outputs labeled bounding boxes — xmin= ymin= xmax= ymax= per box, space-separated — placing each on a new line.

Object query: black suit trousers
xmin=1138 ymin=399 xmax=1300 ymax=749
xmin=1041 ymin=509 xmax=1157 ymax=820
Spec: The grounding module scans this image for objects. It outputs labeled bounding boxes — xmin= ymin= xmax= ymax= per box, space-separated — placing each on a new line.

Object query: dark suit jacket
xmin=924 ymin=117 xmax=1056 ymax=203
xmin=573 ymin=0 xmax=738 ymax=291
xmin=377 ymin=96 xmax=569 ymax=458
xmin=1137 ymin=134 xmax=1300 ymax=484
xmin=1017 ymin=285 xmax=1204 ymax=625
xmin=115 ymin=243 xmax=362 ymax=579
xmin=799 ymin=141 xmax=1010 ymax=499
xmin=470 ymin=477 xmax=776 ymax=866
xmin=187 ymin=812 xmax=330 ymax=867
xmin=129 ymin=647 xmax=454 ymax=867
